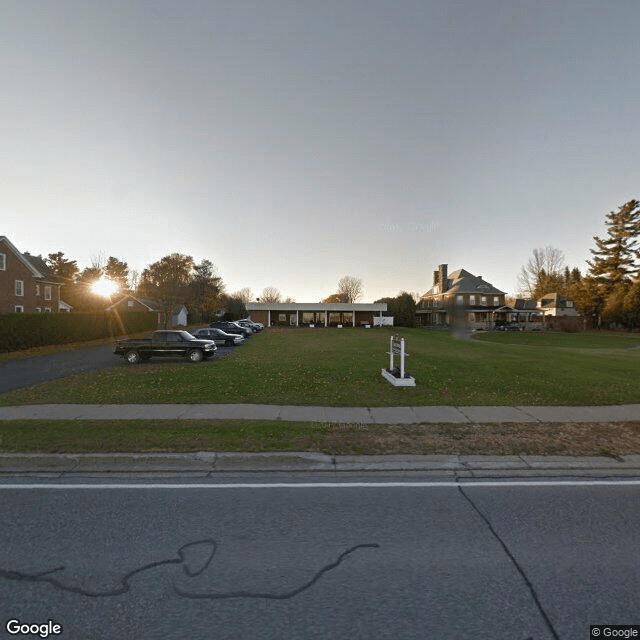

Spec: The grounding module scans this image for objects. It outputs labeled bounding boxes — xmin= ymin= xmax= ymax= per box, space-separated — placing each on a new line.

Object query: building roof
xmin=538 ymin=292 xmax=573 ymax=308
xmin=513 ymin=298 xmax=538 ymax=310
xmin=105 ymin=295 xmax=157 ymax=311
xmin=246 ymin=302 xmax=387 ymax=312
xmin=0 ymin=236 xmax=43 ymax=278
xmin=422 ymin=268 xmax=505 ymax=298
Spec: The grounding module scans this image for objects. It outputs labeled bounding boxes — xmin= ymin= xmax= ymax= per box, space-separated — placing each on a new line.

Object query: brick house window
xmin=15 ymin=280 xmax=24 ymax=296
xmin=481 ymin=296 xmax=487 ymax=306
xmin=0 ymin=253 xmax=6 ymax=270
xmin=456 ymin=295 xmax=464 ymax=305
xmin=44 ymin=286 xmax=52 ymax=301
xmin=36 ymin=284 xmax=41 ymax=296
xmin=15 ymin=305 xmax=24 ymax=313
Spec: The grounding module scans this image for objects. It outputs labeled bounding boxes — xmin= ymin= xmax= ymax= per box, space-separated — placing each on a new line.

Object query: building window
xmin=456 ymin=295 xmax=464 ymax=305
xmin=44 ymin=307 xmax=52 ymax=313
xmin=481 ymin=296 xmax=487 ymax=306
xmin=15 ymin=280 xmax=24 ymax=297
xmin=35 ymin=284 xmax=41 ymax=296
xmin=470 ymin=295 xmax=476 ymax=305
xmin=128 ymin=300 xmax=134 ymax=307
xmin=566 ymin=300 xmax=573 ymax=307
xmin=36 ymin=307 xmax=42 ymax=313
xmin=15 ymin=306 xmax=24 ymax=313
xmin=44 ymin=286 xmax=52 ymax=301
xmin=0 ymin=252 xmax=5 ymax=270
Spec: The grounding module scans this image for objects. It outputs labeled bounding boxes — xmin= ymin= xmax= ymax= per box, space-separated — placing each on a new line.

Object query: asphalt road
xmin=0 ymin=344 xmax=235 ymax=394
xmin=0 ymin=474 xmax=638 ymax=639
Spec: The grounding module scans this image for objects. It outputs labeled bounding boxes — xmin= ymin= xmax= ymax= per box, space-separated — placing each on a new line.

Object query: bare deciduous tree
xmin=517 ymin=247 xmax=565 ymax=299
xmin=336 ymin=275 xmax=364 ymax=303
xmin=230 ymin=287 xmax=254 ymax=303
xmin=259 ymin=286 xmax=282 ymax=303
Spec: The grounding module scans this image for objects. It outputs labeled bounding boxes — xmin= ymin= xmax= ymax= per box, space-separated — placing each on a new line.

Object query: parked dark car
xmin=209 ymin=321 xmax=253 ymax=338
xmin=114 ymin=330 xmax=217 ymax=364
xmin=496 ymin=322 xmax=521 ymax=331
xmin=192 ymin=328 xmax=245 ymax=346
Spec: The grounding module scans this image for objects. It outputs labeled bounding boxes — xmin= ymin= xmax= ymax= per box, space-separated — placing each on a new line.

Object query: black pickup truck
xmin=114 ymin=330 xmax=217 ymax=364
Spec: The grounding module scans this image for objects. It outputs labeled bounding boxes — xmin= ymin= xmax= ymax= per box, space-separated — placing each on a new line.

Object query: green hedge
xmin=0 ymin=312 xmax=157 ymax=352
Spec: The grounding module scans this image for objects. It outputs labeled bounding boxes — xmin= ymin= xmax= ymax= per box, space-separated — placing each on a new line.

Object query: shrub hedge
xmin=0 ymin=312 xmax=157 ymax=352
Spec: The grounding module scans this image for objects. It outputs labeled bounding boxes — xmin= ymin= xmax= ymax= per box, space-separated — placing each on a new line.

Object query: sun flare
xmin=91 ymin=277 xmax=119 ymax=298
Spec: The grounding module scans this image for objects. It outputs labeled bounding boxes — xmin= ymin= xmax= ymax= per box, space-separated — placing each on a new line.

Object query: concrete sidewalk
xmin=0 ymin=403 xmax=639 ymax=423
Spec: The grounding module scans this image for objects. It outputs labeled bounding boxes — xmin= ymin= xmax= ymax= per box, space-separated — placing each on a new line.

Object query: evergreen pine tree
xmin=587 ymin=199 xmax=640 ymax=289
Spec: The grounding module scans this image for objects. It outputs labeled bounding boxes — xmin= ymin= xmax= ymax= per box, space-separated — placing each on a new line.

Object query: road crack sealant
xmin=455 ymin=480 xmax=561 ymax=640
xmin=0 ymin=539 xmax=379 ymax=601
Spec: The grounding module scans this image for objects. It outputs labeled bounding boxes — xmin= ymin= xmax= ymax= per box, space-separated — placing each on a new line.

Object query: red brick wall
xmin=0 ymin=240 xmax=38 ymax=313
xmin=0 ymin=240 xmax=61 ymax=313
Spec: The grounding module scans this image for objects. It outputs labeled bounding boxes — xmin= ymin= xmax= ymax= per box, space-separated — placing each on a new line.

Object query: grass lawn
xmin=1 ymin=327 xmax=639 ymax=407
xmin=2 ymin=419 xmax=640 ymax=457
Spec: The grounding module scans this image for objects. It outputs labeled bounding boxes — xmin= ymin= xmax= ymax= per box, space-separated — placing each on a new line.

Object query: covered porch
xmin=245 ymin=302 xmax=388 ymax=327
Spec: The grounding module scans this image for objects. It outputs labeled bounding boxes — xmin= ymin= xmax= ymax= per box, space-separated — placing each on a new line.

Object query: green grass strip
xmin=2 ymin=419 xmax=640 ymax=457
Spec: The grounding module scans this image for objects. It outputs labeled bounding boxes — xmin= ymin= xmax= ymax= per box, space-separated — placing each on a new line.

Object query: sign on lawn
xmin=381 ymin=334 xmax=416 ymax=387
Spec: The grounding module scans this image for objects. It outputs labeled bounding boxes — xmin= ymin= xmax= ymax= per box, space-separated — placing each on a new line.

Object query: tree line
xmin=32 ymin=248 xmax=370 ymax=326
xmin=31 ymin=251 xmax=229 ymax=324
xmin=519 ymin=199 xmax=640 ymax=328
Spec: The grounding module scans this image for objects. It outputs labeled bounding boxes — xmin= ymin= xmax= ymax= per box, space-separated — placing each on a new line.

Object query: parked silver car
xmin=237 ymin=319 xmax=264 ymax=331
xmin=192 ymin=328 xmax=245 ymax=346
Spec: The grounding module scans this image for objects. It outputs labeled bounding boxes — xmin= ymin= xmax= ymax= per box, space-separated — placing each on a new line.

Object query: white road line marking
xmin=0 ymin=480 xmax=639 ymax=489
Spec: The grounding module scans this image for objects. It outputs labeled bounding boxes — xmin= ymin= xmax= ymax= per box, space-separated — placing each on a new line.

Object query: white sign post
xmin=382 ymin=334 xmax=416 ymax=387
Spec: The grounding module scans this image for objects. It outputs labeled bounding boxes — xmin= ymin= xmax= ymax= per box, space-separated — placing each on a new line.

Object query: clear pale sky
xmin=2 ymin=1 xmax=638 ymax=302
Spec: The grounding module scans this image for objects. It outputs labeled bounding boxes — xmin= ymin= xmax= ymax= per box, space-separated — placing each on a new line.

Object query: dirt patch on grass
xmin=302 ymin=421 xmax=640 ymax=456
xmin=2 ymin=419 xmax=640 ymax=456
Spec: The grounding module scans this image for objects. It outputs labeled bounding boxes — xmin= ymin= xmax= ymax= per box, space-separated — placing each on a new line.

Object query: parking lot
xmin=0 ymin=338 xmax=237 ymax=394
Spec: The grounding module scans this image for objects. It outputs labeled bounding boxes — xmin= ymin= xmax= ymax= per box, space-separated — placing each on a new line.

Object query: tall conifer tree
xmin=587 ymin=199 xmax=640 ymax=288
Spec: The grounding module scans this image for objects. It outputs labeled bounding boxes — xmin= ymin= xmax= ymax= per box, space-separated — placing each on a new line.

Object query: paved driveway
xmin=0 ymin=345 xmax=233 ymax=394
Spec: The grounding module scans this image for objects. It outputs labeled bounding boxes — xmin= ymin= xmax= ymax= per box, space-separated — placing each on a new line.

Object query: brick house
xmin=417 ymin=264 xmax=506 ymax=329
xmin=0 ymin=236 xmax=63 ymax=314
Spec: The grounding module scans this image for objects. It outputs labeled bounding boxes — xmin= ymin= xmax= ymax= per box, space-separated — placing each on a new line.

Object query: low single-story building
xmin=493 ymin=299 xmax=544 ymax=329
xmin=246 ymin=302 xmax=388 ymax=327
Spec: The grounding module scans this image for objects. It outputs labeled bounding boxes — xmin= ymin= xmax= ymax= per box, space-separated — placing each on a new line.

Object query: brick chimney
xmin=438 ymin=264 xmax=448 ymax=293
